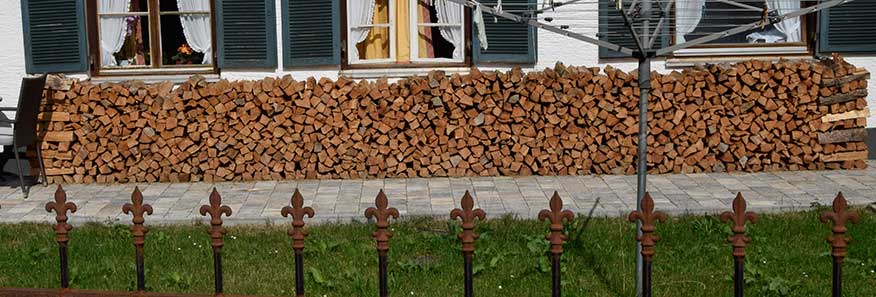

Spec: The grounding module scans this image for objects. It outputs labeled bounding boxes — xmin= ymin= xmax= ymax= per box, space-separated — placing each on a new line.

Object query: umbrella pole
xmin=635 ymin=55 xmax=651 ymax=297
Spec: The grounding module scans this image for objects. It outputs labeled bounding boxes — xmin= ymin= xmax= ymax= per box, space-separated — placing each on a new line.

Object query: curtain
xmin=675 ymin=0 xmax=705 ymax=43
xmin=766 ymin=0 xmax=801 ymax=42
xmin=178 ymin=0 xmax=213 ymax=64
xmin=98 ymin=0 xmax=131 ymax=67
xmin=473 ymin=6 xmax=488 ymax=50
xmin=435 ymin=0 xmax=464 ymax=59
xmin=349 ymin=0 xmax=377 ymax=62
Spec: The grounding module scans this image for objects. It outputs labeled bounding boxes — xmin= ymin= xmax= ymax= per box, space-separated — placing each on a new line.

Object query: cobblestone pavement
xmin=1 ymin=162 xmax=875 ymax=225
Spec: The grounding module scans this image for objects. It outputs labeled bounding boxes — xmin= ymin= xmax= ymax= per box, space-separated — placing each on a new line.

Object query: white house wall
xmin=1 ymin=1 xmax=874 ymax=126
xmin=0 ymin=0 xmax=27 ymax=113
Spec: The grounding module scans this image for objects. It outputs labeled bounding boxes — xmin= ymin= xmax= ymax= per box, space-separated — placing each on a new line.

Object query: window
xmin=346 ymin=0 xmax=466 ymax=65
xmin=92 ymin=0 xmax=214 ymax=73
xmin=673 ymin=0 xmax=806 ymax=56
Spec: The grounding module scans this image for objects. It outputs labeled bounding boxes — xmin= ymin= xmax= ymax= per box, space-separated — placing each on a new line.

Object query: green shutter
xmin=20 ymin=0 xmax=88 ymax=74
xmin=282 ymin=0 xmax=340 ymax=67
xmin=473 ymin=0 xmax=536 ymax=64
xmin=819 ymin=1 xmax=876 ymax=53
xmin=598 ymin=0 xmax=668 ymax=58
xmin=216 ymin=0 xmax=277 ymax=68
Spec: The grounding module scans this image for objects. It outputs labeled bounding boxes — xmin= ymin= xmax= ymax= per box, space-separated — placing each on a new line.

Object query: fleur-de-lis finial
xmin=45 ymin=185 xmax=77 ymax=245
xmin=282 ymin=189 xmax=315 ymax=251
xmin=122 ymin=187 xmax=153 ymax=246
xmin=720 ymin=193 xmax=758 ymax=258
xmin=365 ymin=190 xmax=400 ymax=255
xmin=538 ymin=192 xmax=575 ymax=255
xmin=450 ymin=191 xmax=486 ymax=253
xmin=199 ymin=188 xmax=233 ymax=252
xmin=628 ymin=193 xmax=667 ymax=261
xmin=820 ymin=192 xmax=860 ymax=260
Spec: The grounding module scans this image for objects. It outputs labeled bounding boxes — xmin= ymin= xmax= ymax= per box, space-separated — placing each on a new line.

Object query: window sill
xmin=666 ymin=46 xmax=812 ymax=68
xmin=339 ymin=67 xmax=471 ymax=79
xmin=672 ymin=46 xmax=809 ymax=57
xmin=90 ymin=73 xmax=220 ymax=84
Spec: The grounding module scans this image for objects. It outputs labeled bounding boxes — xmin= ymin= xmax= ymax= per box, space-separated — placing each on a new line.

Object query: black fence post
xmin=820 ymin=192 xmax=860 ymax=297
xmin=366 ymin=190 xmax=399 ymax=297
xmin=720 ymin=193 xmax=757 ymax=297
xmin=122 ymin=187 xmax=153 ymax=292
xmin=628 ymin=193 xmax=666 ymax=297
xmin=282 ymin=189 xmax=315 ymax=297
xmin=200 ymin=188 xmax=233 ymax=297
xmin=538 ymin=192 xmax=575 ymax=297
xmin=451 ymin=191 xmax=486 ymax=297
xmin=45 ymin=185 xmax=77 ymax=290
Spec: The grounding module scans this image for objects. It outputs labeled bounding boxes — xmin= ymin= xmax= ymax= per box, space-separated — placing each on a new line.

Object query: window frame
xmin=408 ymin=0 xmax=465 ymax=64
xmin=86 ymin=0 xmax=219 ymax=77
xmin=670 ymin=0 xmax=811 ymax=58
xmin=346 ymin=0 xmax=397 ymax=65
xmin=341 ymin=0 xmax=471 ymax=69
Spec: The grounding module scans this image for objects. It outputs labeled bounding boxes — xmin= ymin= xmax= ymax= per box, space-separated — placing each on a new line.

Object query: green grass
xmin=1 ymin=208 xmax=875 ymax=296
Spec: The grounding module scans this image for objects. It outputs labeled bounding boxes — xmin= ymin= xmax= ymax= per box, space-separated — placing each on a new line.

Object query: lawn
xmin=1 ymin=207 xmax=875 ymax=297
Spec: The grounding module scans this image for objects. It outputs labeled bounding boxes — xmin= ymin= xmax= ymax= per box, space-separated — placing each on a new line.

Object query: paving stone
xmin=4 ymin=162 xmax=876 ymax=224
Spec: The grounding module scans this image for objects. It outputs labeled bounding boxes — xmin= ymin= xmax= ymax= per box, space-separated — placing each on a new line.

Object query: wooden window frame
xmin=341 ymin=0 xmax=471 ymax=69
xmin=409 ymin=0 xmax=465 ymax=64
xmin=671 ymin=0 xmax=812 ymax=57
xmin=86 ymin=0 xmax=219 ymax=77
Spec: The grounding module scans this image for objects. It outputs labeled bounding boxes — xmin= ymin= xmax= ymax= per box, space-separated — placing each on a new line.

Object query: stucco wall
xmin=0 ymin=0 xmax=27 ymax=111
xmin=0 ymin=1 xmax=873 ymax=126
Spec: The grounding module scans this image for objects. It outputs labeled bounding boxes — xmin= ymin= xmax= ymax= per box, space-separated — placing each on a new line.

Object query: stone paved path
xmin=1 ymin=162 xmax=875 ymax=225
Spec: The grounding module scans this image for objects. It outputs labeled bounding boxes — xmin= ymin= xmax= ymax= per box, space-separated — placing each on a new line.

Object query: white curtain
xmin=178 ymin=0 xmax=213 ymax=64
xmin=98 ymin=0 xmax=131 ymax=67
xmin=435 ymin=0 xmax=464 ymax=59
xmin=767 ymin=0 xmax=801 ymax=42
xmin=348 ymin=0 xmax=377 ymax=62
xmin=675 ymin=0 xmax=705 ymax=43
xmin=473 ymin=6 xmax=488 ymax=50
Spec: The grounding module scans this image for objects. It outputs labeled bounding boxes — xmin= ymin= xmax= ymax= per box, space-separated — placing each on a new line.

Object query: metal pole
xmin=636 ymin=55 xmax=651 ymax=297
xmin=635 ymin=0 xmax=652 ymax=293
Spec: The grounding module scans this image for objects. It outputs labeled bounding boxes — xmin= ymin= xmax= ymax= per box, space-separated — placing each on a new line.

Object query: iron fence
xmin=0 ymin=185 xmax=865 ymax=297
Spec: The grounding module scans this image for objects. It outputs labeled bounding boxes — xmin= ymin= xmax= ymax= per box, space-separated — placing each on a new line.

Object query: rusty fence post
xmin=281 ymin=189 xmax=315 ymax=297
xmin=450 ymin=191 xmax=486 ymax=297
xmin=820 ymin=192 xmax=860 ymax=297
xmin=199 ymin=188 xmax=233 ymax=297
xmin=365 ymin=190 xmax=399 ymax=297
xmin=122 ymin=187 xmax=153 ymax=293
xmin=45 ymin=185 xmax=77 ymax=290
xmin=628 ymin=193 xmax=666 ymax=297
xmin=720 ymin=193 xmax=757 ymax=297
xmin=538 ymin=192 xmax=575 ymax=297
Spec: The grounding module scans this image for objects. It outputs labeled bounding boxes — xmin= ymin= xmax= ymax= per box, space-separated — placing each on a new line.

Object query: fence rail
xmin=0 ymin=185 xmax=865 ymax=297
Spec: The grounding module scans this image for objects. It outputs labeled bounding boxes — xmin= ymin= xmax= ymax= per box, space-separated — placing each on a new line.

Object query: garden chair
xmin=0 ymin=74 xmax=48 ymax=198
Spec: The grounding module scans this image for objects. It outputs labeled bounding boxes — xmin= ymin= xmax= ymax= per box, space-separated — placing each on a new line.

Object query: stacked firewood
xmin=35 ymin=57 xmax=868 ymax=183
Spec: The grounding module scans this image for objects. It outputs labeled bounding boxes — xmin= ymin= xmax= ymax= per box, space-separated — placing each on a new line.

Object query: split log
xmin=820 ymin=89 xmax=868 ymax=105
xmin=822 ymin=109 xmax=870 ymax=123
xmin=818 ymin=129 xmax=867 ymax=144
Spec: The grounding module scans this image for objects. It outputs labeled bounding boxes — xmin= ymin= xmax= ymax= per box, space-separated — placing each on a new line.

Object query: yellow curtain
xmin=356 ymin=0 xmax=414 ymax=62
xmin=358 ymin=0 xmax=390 ymax=60
xmin=396 ymin=0 xmax=410 ymax=62
xmin=417 ymin=0 xmax=434 ymax=59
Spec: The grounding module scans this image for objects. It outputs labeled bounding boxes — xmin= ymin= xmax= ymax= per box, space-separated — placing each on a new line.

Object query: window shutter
xmin=215 ymin=0 xmax=277 ymax=68
xmin=282 ymin=0 xmax=340 ymax=67
xmin=598 ymin=0 xmax=668 ymax=58
xmin=473 ymin=0 xmax=537 ymax=64
xmin=20 ymin=0 xmax=88 ymax=74
xmin=819 ymin=1 xmax=876 ymax=53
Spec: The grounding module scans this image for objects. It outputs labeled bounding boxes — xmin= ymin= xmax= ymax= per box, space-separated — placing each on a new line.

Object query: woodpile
xmin=34 ymin=57 xmax=868 ymax=183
